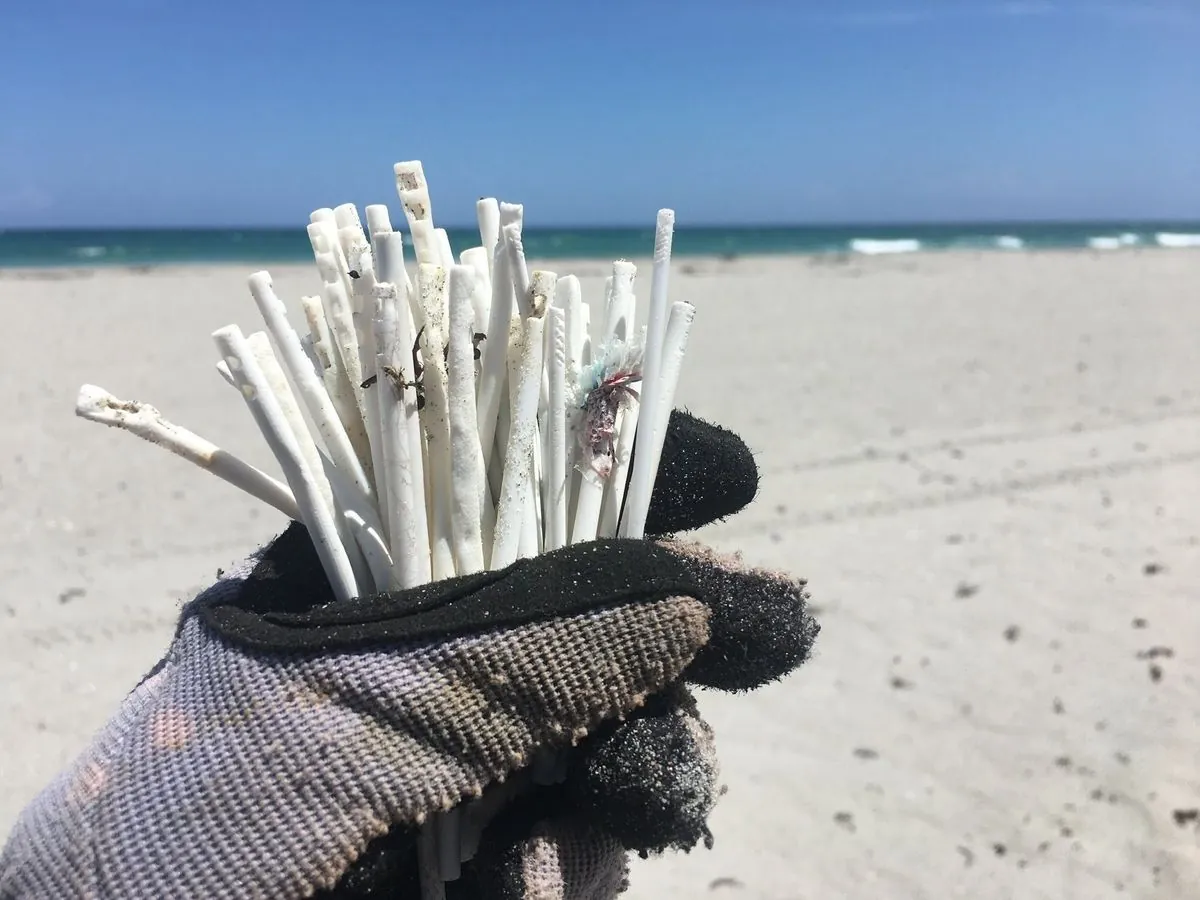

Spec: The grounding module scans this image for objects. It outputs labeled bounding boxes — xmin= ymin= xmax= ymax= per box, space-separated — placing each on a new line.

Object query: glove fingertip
xmin=664 ymin=540 xmax=820 ymax=692
xmin=567 ymin=690 xmax=718 ymax=856
xmin=644 ymin=410 xmax=760 ymax=535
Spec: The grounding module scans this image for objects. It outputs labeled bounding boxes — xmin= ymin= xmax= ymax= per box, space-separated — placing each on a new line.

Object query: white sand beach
xmin=1 ymin=249 xmax=1198 ymax=898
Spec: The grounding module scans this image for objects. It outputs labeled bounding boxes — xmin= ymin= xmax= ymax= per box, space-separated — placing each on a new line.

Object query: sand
xmin=1 ymin=250 xmax=1198 ymax=898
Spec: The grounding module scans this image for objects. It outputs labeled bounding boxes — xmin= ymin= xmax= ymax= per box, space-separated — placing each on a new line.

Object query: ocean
xmin=1 ymin=222 xmax=1199 ymax=268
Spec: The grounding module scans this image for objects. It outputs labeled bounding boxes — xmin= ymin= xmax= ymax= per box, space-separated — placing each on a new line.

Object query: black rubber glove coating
xmin=567 ymin=686 xmax=716 ymax=855
xmin=198 ymin=534 xmax=702 ymax=652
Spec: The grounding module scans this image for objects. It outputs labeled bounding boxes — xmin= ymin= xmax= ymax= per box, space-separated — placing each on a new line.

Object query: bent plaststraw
xmin=213 ymin=325 xmax=359 ymax=602
xmin=490 ymin=305 xmax=547 ymax=570
xmin=247 ymin=272 xmax=374 ymax=502
xmin=621 ymin=299 xmax=695 ymax=539
xmin=544 ymin=306 xmax=569 ymax=551
xmin=75 ymin=385 xmax=300 ymax=520
xmin=446 ymin=265 xmax=486 ymax=574
xmin=341 ymin=509 xmax=393 ymax=590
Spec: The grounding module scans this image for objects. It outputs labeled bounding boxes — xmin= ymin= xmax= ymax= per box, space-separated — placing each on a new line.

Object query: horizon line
xmin=4 ymin=216 xmax=1200 ymax=233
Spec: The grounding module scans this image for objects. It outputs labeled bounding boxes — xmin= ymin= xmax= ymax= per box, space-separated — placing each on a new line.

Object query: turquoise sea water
xmin=1 ymin=222 xmax=1199 ymax=268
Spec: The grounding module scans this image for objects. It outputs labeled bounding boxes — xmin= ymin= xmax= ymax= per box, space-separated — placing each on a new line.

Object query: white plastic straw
xmin=245 ymin=332 xmax=335 ymax=521
xmin=246 ymin=272 xmax=375 ymax=503
xmin=620 ymin=210 xmax=676 ymax=538
xmin=459 ymin=246 xmax=492 ymax=334
xmin=476 ymin=199 xmax=500 ymax=273
xmin=446 ymin=265 xmax=486 ymax=574
xmin=475 ymin=219 xmax=514 ymax=482
xmin=342 ymin=509 xmax=394 ymax=591
xmin=213 ymin=325 xmax=358 ymax=602
xmin=490 ymin=308 xmax=547 ymax=570
xmin=301 ymin=294 xmax=334 ymax=373
xmin=434 ymin=228 xmax=455 ymax=270
xmin=373 ymin=281 xmax=430 ymax=588
xmin=544 ymin=306 xmax=569 ymax=551
xmin=621 ymin=300 xmax=694 ymax=538
xmin=365 ymin=204 xmax=392 ymax=239
xmin=416 ymin=264 xmax=458 ymax=580
xmin=501 ymin=220 xmax=532 ymax=319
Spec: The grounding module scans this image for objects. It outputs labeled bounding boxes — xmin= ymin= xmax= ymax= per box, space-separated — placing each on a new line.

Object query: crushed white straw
xmin=75 ymin=385 xmax=300 ymax=520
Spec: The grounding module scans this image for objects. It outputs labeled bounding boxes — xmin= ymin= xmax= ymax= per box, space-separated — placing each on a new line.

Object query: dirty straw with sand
xmin=73 ymin=160 xmax=694 ymax=897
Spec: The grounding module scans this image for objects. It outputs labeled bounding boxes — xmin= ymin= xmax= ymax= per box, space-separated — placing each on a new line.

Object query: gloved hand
xmin=0 ymin=411 xmax=819 ymax=900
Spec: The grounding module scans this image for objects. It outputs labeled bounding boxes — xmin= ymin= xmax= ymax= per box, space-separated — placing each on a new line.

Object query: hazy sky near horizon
xmin=2 ymin=0 xmax=1198 ymax=228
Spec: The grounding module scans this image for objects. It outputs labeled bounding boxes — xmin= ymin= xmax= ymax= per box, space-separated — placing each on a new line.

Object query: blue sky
xmin=1 ymin=0 xmax=1198 ymax=227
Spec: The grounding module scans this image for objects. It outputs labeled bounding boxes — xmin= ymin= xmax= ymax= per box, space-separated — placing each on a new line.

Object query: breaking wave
xmin=849 ymin=238 xmax=922 ymax=255
xmin=1155 ymin=232 xmax=1200 ymax=248
xmin=1088 ymin=233 xmax=1140 ymax=250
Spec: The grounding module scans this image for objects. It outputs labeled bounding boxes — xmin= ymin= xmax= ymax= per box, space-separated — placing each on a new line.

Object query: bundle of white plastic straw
xmin=74 ymin=160 xmax=693 ymax=897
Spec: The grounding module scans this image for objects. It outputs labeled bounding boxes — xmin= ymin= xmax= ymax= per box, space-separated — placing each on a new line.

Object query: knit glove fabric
xmin=0 ymin=412 xmax=819 ymax=900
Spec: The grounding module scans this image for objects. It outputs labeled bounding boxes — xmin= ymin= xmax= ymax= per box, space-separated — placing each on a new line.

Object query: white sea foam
xmin=849 ymin=238 xmax=921 ymax=255
xmin=1155 ymin=232 xmax=1200 ymax=249
xmin=995 ymin=235 xmax=1024 ymax=250
xmin=72 ymin=245 xmax=107 ymax=258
